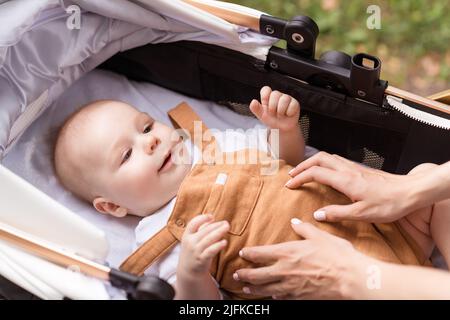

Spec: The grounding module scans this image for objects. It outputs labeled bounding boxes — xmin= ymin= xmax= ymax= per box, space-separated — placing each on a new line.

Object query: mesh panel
xmin=362 ymin=147 xmax=385 ymax=170
xmin=300 ymin=114 xmax=310 ymax=145
xmin=219 ymin=101 xmax=253 ymax=117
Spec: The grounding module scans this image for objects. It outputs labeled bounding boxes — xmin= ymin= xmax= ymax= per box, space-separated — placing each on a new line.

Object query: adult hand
xmin=285 ymin=152 xmax=429 ymax=223
xmin=234 ymin=219 xmax=366 ymax=299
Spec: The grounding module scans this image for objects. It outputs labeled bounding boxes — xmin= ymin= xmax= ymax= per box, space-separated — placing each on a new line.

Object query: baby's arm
xmin=250 ymin=86 xmax=305 ymax=165
xmin=175 ymin=214 xmax=229 ymax=300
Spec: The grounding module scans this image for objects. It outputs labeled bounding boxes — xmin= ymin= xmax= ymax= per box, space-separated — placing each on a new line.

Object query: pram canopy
xmin=0 ymin=0 xmax=449 ymax=300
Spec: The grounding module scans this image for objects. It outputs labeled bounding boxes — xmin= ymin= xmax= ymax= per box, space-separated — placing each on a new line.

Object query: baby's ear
xmin=93 ymin=197 xmax=128 ymax=218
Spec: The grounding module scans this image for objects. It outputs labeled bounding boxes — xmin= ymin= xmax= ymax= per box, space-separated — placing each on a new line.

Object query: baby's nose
xmin=146 ymin=135 xmax=160 ymax=154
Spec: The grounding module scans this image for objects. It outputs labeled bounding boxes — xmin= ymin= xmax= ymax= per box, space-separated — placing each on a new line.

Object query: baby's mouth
xmin=158 ymin=152 xmax=173 ymax=173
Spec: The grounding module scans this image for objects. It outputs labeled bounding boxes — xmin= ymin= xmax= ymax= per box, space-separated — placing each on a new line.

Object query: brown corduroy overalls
xmin=120 ymin=102 xmax=425 ymax=299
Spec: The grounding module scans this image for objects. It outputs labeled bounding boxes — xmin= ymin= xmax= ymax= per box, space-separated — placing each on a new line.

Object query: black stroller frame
xmin=2 ymin=2 xmax=449 ymax=300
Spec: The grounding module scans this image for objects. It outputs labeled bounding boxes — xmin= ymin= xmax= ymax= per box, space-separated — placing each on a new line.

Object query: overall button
xmin=175 ymin=219 xmax=185 ymax=228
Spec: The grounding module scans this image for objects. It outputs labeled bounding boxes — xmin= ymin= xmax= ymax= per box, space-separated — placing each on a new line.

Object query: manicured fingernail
xmin=288 ymin=168 xmax=295 ymax=176
xmin=285 ymin=179 xmax=292 ymax=187
xmin=314 ymin=210 xmax=326 ymax=221
xmin=291 ymin=218 xmax=302 ymax=225
xmin=233 ymin=273 xmax=239 ymax=281
xmin=239 ymin=250 xmax=243 ymax=257
xmin=272 ymin=295 xmax=278 ymax=300
xmin=243 ymin=287 xmax=251 ymax=294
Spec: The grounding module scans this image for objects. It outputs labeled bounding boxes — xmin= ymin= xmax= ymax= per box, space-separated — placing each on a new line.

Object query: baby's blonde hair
xmin=54 ymin=100 xmax=111 ymax=202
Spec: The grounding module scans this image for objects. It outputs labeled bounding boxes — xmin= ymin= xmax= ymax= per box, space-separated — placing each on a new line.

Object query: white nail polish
xmin=243 ymin=287 xmax=250 ymax=294
xmin=239 ymin=250 xmax=243 ymax=257
xmin=291 ymin=218 xmax=302 ymax=225
xmin=285 ymin=179 xmax=292 ymax=187
xmin=314 ymin=210 xmax=326 ymax=221
xmin=288 ymin=168 xmax=295 ymax=175
xmin=233 ymin=273 xmax=239 ymax=281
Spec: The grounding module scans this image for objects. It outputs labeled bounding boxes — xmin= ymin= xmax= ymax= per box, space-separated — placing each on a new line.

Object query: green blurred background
xmin=231 ymin=0 xmax=450 ymax=96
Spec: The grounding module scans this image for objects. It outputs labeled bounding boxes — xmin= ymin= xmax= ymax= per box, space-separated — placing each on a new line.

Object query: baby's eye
xmin=143 ymin=123 xmax=153 ymax=134
xmin=121 ymin=149 xmax=132 ymax=165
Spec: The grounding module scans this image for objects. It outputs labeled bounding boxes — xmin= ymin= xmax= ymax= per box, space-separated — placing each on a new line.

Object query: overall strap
xmin=168 ymin=102 xmax=220 ymax=161
xmin=120 ymin=227 xmax=178 ymax=276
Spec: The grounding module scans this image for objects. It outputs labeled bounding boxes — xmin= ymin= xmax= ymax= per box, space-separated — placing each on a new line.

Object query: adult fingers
xmin=233 ymin=265 xmax=282 ymax=285
xmin=288 ymin=152 xmax=345 ymax=177
xmin=285 ymin=165 xmax=348 ymax=193
xmin=290 ymin=219 xmax=330 ymax=240
xmin=312 ymin=202 xmax=367 ymax=222
xmin=241 ymin=281 xmax=288 ymax=297
xmin=272 ymin=293 xmax=294 ymax=300
xmin=238 ymin=243 xmax=289 ymax=265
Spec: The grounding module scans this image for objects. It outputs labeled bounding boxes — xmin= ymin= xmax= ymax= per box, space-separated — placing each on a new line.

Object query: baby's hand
xmin=250 ymin=86 xmax=300 ymax=132
xmin=178 ymin=214 xmax=229 ymax=278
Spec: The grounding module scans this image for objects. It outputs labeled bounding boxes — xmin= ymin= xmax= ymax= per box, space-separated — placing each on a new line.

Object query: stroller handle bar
xmin=0 ymin=223 xmax=174 ymax=300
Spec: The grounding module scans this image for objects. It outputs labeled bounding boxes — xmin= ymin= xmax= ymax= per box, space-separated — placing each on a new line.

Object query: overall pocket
xmin=203 ymin=171 xmax=263 ymax=236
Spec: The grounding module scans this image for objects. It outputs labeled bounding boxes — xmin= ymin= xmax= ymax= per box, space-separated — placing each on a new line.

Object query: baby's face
xmin=82 ymin=101 xmax=191 ymax=216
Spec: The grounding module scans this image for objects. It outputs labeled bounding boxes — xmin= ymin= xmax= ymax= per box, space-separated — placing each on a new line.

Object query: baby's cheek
xmin=124 ymin=166 xmax=158 ymax=198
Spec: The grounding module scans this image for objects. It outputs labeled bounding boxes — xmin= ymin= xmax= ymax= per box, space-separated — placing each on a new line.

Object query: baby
xmin=54 ymin=87 xmax=448 ymax=299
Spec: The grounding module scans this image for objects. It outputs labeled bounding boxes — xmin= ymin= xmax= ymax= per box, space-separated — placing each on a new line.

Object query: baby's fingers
xmin=268 ymin=90 xmax=283 ymax=116
xmin=260 ymin=86 xmax=272 ymax=106
xmin=200 ymin=239 xmax=228 ymax=260
xmin=185 ymin=214 xmax=213 ymax=235
xmin=249 ymin=99 xmax=264 ymax=121
xmin=286 ymin=98 xmax=300 ymax=117
xmin=196 ymin=221 xmax=230 ymax=252
xmin=277 ymin=94 xmax=291 ymax=117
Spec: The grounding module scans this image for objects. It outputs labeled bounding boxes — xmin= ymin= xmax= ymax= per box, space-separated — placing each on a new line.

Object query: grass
xmin=230 ymin=0 xmax=450 ymax=96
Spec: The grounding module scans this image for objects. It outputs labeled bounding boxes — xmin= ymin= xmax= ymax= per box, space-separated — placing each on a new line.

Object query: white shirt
xmin=134 ymin=126 xmax=317 ymax=285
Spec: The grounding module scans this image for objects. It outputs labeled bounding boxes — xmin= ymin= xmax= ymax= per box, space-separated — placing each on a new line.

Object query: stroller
xmin=0 ymin=0 xmax=449 ymax=300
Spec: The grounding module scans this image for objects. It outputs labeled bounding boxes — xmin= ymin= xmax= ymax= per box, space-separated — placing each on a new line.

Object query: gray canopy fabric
xmin=0 ymin=0 xmax=274 ymax=160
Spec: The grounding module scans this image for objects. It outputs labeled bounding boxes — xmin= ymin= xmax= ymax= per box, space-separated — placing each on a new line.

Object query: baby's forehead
xmin=86 ymin=100 xmax=139 ymax=118
xmin=79 ymin=101 xmax=143 ymax=130
xmin=65 ymin=101 xmax=139 ymax=158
